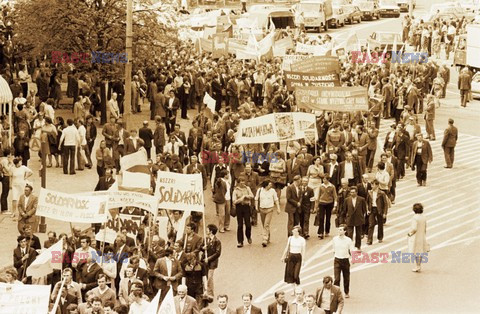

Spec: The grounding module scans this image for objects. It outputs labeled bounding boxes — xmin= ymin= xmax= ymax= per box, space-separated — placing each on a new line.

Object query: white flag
xmin=203 ymin=93 xmax=216 ymax=113
xmin=143 ymin=289 xmax=160 ymax=313
xmin=175 ymin=210 xmax=191 ymax=242
xmin=158 ymin=287 xmax=175 ymax=314
xmin=26 ymin=238 xmax=63 ymax=278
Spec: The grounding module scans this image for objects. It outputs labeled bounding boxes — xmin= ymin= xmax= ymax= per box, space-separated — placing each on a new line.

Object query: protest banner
xmin=203 ymin=26 xmax=216 ymax=39
xmin=281 ymin=55 xmax=309 ymax=71
xmin=235 ymin=113 xmax=317 ymax=144
xmin=273 ymin=46 xmax=286 ymax=57
xmin=26 ymin=239 xmax=63 ymax=278
xmin=89 ymin=190 xmax=159 ymax=215
xmin=212 ymin=33 xmax=229 ymax=59
xmin=200 ymin=38 xmax=213 ymax=53
xmin=295 ymin=86 xmax=369 ymax=111
xmin=274 ymin=36 xmax=294 ymax=52
xmin=290 ymin=56 xmax=340 ymax=74
xmin=156 ymin=171 xmax=205 ymax=212
xmin=37 ymin=188 xmax=108 ymax=223
xmin=0 ymin=283 xmax=50 ymax=314
xmin=284 ymin=71 xmax=340 ymax=91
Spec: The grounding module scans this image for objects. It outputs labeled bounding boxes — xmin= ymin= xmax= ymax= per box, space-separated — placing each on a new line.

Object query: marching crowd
xmin=0 ymin=3 xmax=470 ymax=314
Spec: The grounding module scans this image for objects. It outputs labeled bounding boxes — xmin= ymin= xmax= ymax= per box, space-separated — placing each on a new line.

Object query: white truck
xmin=466 ymin=23 xmax=480 ymax=70
xmin=395 ymin=0 xmax=416 ymax=12
xmin=296 ymin=0 xmax=334 ymax=32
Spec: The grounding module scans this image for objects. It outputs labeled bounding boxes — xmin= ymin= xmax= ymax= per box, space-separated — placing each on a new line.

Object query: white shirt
xmin=329 ymin=162 xmax=337 ymax=177
xmin=288 ymin=235 xmax=306 ymax=254
xmin=351 ymin=197 xmax=357 ymax=208
xmin=44 ymin=104 xmax=55 ymax=121
xmin=344 ymin=161 xmax=354 ymax=179
xmin=243 ymin=307 xmax=251 ymax=314
xmin=320 ymin=288 xmax=331 ymax=310
xmin=256 ymin=188 xmax=278 ymax=209
xmin=128 ymin=299 xmax=150 ymax=313
xmin=78 ymin=125 xmax=87 ymax=145
xmin=333 ymin=235 xmax=353 ymax=259
xmin=179 ymin=297 xmax=186 ymax=313
xmin=60 ymin=125 xmax=80 ymax=146
xmin=165 ymin=258 xmax=172 ymax=277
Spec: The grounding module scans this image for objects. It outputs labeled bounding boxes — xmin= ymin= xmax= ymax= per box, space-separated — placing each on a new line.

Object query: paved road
xmin=1 ymin=2 xmax=479 ymax=313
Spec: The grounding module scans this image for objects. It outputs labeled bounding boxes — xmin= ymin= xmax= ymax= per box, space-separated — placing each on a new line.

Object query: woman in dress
xmin=281 ymin=225 xmax=306 ymax=295
xmin=41 ymin=117 xmax=59 ymax=167
xmin=10 ymin=158 xmax=33 ymax=220
xmin=269 ymin=150 xmax=287 ymax=199
xmin=306 ymin=156 xmax=324 ymax=198
xmin=232 ymin=175 xmax=254 ymax=248
xmin=408 ymin=203 xmax=429 ymax=272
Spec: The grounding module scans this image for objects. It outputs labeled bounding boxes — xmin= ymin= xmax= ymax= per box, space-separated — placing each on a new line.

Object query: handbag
xmin=230 ymin=203 xmax=237 ymax=217
xmin=283 ymin=237 xmax=291 ymax=263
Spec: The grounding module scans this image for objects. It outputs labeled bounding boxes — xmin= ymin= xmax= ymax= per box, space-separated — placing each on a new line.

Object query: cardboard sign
xmin=156 ymin=172 xmax=204 ymax=212
xmin=295 ymin=86 xmax=369 ymax=111
xmin=0 ymin=283 xmax=50 ymax=314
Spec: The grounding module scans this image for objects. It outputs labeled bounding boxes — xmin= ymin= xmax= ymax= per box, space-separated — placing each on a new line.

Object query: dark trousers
xmin=443 ymin=146 xmax=455 ymax=167
xmin=460 ymin=89 xmax=468 ymax=107
xmin=299 ymin=208 xmax=311 ymax=236
xmin=363 ymin=213 xmax=369 ymax=236
xmin=1 ymin=176 xmax=9 ymax=212
xmin=166 ymin=117 xmax=176 ymax=135
xmin=394 ymin=108 xmax=403 ymax=124
xmin=317 ymin=203 xmax=333 ymax=235
xmin=415 ymin=155 xmax=427 ymax=184
xmin=63 ymin=146 xmax=76 ymax=174
xmin=287 ymin=211 xmax=300 ymax=236
xmin=181 ymin=98 xmax=188 ymax=119
xmin=368 ymin=210 xmax=384 ymax=242
xmin=253 ymin=84 xmax=263 ymax=106
xmin=396 ymin=158 xmax=406 ymax=178
xmin=347 ymin=225 xmax=362 ymax=249
xmin=97 ymin=166 xmax=105 ymax=178
xmin=20 ymin=82 xmax=28 ymax=97
xmin=236 ymin=204 xmax=251 ymax=244
xmin=145 ymin=147 xmax=152 ymax=159
xmin=366 ymin=149 xmax=376 ymax=170
xmin=334 ymin=257 xmax=350 ymax=294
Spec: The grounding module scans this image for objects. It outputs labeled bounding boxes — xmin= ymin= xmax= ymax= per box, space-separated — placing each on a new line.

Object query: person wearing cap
xmin=410 ymin=133 xmax=433 ymax=187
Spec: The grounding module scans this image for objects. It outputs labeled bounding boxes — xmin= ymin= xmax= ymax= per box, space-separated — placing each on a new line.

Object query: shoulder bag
xmin=283 ymin=237 xmax=291 ymax=263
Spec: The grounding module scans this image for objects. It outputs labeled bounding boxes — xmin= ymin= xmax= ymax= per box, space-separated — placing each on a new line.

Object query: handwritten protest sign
xmin=284 ymin=71 xmax=340 ymax=91
xmin=295 ymin=86 xmax=369 ymax=111
xmin=37 ymin=188 xmax=108 ymax=223
xmin=235 ymin=113 xmax=317 ymax=144
xmin=290 ymin=56 xmax=340 ymax=74
xmin=282 ymin=55 xmax=309 ymax=71
xmin=89 ymin=190 xmax=159 ymax=215
xmin=156 ymin=172 xmax=205 ymax=212
xmin=212 ymin=33 xmax=229 ymax=59
xmin=0 ymin=283 xmax=50 ymax=314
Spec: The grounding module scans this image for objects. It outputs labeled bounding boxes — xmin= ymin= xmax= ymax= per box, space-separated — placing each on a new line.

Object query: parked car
xmin=378 ymin=0 xmax=401 ymax=17
xmin=353 ymin=0 xmax=381 ymax=20
xmin=342 ymin=4 xmax=363 ymax=24
xmin=328 ymin=6 xmax=348 ymax=28
xmin=424 ymin=3 xmax=476 ymax=22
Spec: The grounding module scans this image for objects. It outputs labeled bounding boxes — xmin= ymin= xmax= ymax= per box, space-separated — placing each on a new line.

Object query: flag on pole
xmin=377 ymin=45 xmax=388 ymax=65
xmin=269 ymin=17 xmax=276 ymax=33
xmin=26 ymin=238 xmax=63 ymax=278
xmin=158 ymin=287 xmax=175 ymax=314
xmin=203 ymin=92 xmax=216 ymax=119
xmin=175 ymin=210 xmax=191 ymax=242
xmin=143 ymin=289 xmax=160 ymax=313
xmin=119 ymin=151 xmax=151 ymax=193
xmin=366 ymin=42 xmax=373 ymax=62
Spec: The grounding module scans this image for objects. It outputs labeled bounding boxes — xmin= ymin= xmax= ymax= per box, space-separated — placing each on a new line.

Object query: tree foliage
xmin=12 ymin=0 xmax=180 ymax=78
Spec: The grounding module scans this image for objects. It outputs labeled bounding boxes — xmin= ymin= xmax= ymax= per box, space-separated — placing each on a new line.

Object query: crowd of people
xmin=0 ymin=1 xmax=472 ymax=313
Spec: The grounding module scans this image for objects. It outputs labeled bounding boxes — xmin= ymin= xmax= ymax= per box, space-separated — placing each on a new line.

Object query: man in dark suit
xmin=172 ymin=123 xmax=187 ymax=161
xmin=353 ymin=125 xmax=368 ymax=176
xmin=356 ymin=174 xmax=371 ymax=236
xmin=315 ymin=276 xmax=344 ymax=314
xmin=216 ymin=294 xmax=235 ymax=314
xmin=410 ymin=133 xmax=433 ymax=187
xmin=365 ymin=125 xmax=378 ymax=172
xmin=458 ymin=67 xmax=472 ymax=107
xmin=205 ymin=224 xmax=222 ymax=298
xmin=325 ymin=154 xmax=340 ymax=189
xmin=13 ymin=235 xmax=37 ymax=283
xmin=94 ymin=168 xmax=115 ymax=191
xmin=392 ymin=124 xmax=410 ymax=180
xmin=185 ymin=155 xmax=207 ymax=189
xmin=78 ymin=258 xmax=103 ymax=300
xmin=138 ymin=121 xmax=154 ymax=159
xmin=165 ymin=90 xmax=180 ymax=134
xmin=153 ymin=87 xmax=166 ymax=120
xmin=128 ymin=255 xmax=150 ymax=295
xmin=338 ymin=152 xmax=361 ymax=186
xmin=442 ymin=118 xmax=458 ymax=168
xmin=180 ymin=223 xmax=203 ymax=255
xmin=236 ymin=293 xmax=262 ymax=314
xmin=285 ymin=175 xmax=302 ymax=236
xmin=406 ymin=81 xmax=419 ymax=114
xmin=299 ymin=177 xmax=315 ymax=239
xmin=187 ymin=128 xmax=203 ymax=158
xmin=344 ymin=186 xmax=367 ymax=250
xmin=124 ymin=129 xmax=142 ymax=155
xmin=286 ymin=152 xmax=302 ymax=184
xmin=366 ymin=180 xmax=389 ymax=245
xmin=22 ymin=224 xmax=41 ymax=251
xmin=55 ymin=287 xmax=78 ymax=314
xmin=267 ymin=291 xmax=289 ymax=314
xmin=102 ymin=116 xmax=119 ymax=149
xmin=153 ymin=248 xmax=183 ymax=301
xmin=17 ymin=185 xmax=38 ymax=233
xmin=114 ymin=234 xmax=131 ymax=290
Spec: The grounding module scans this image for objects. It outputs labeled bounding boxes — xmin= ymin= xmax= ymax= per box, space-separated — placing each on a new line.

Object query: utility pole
xmin=38 ymin=141 xmax=48 ymax=233
xmin=409 ymin=0 xmax=413 ymax=17
xmin=124 ymin=0 xmax=133 ymax=131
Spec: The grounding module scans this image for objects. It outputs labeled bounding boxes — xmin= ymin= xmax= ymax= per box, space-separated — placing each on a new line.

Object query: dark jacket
xmin=206 ymin=236 xmax=222 ymax=269
xmin=344 ymin=196 xmax=367 ymax=226
xmin=139 ymin=127 xmax=154 ymax=149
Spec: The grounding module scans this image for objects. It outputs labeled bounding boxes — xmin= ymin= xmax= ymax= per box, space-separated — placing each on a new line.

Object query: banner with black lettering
xmin=37 ymin=188 xmax=108 ymax=223
xmin=89 ymin=190 xmax=159 ymax=215
xmin=295 ymin=86 xmax=369 ymax=111
xmin=156 ymin=172 xmax=205 ymax=212
xmin=284 ymin=71 xmax=340 ymax=91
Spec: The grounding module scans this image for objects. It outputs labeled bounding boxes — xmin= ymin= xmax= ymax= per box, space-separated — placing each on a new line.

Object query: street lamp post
xmin=124 ymin=0 xmax=133 ymax=131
